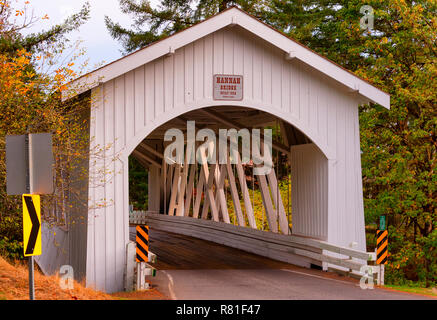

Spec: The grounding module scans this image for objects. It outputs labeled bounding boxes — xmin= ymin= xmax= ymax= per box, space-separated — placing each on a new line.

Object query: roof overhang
xmin=62 ymin=7 xmax=390 ymax=109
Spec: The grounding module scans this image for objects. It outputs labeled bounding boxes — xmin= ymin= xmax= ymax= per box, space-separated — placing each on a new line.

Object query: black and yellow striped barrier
xmin=376 ymin=230 xmax=388 ymax=265
xmin=136 ymin=226 xmax=149 ymax=263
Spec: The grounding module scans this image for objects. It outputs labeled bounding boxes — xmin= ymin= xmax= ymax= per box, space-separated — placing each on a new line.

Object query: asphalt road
xmin=129 ymin=227 xmax=431 ymax=300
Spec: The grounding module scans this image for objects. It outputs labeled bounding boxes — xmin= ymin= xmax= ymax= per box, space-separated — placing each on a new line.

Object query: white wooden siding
xmin=86 ymin=26 xmax=366 ymax=292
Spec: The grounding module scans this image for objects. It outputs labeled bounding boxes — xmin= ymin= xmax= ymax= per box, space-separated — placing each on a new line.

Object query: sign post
xmin=376 ymin=229 xmax=388 ymax=286
xmin=6 ymin=133 xmax=53 ymax=300
xmin=23 ymin=194 xmax=42 ymax=300
xmin=136 ymin=226 xmax=150 ymax=290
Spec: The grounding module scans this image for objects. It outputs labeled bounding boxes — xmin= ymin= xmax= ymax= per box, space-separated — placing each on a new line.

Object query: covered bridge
xmin=37 ymin=7 xmax=390 ymax=293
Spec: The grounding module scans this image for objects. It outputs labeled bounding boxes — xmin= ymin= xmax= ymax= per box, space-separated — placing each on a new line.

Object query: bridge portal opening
xmin=128 ymin=105 xmax=327 ymax=240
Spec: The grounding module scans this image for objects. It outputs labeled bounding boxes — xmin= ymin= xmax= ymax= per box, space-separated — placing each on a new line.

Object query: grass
xmin=0 ymin=255 xmax=112 ymax=300
xmin=0 ymin=255 xmax=167 ymax=300
xmin=384 ymin=284 xmax=437 ymax=298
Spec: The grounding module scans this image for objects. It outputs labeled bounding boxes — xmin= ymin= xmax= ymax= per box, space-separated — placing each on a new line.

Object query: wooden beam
xmin=199 ymin=108 xmax=291 ymax=156
xmin=131 ymin=152 xmax=150 ymax=169
xmin=139 ymin=142 xmax=164 ymax=159
xmin=235 ymin=152 xmax=257 ymax=229
xmin=162 ymin=158 xmax=168 ymax=215
xmin=176 ymin=150 xmax=191 ymax=216
xmin=167 ymin=165 xmax=181 ymax=216
xmin=267 ymin=168 xmax=289 ymax=235
xmin=193 ymin=168 xmax=205 ymax=219
xmin=226 ymin=156 xmax=245 ymax=227
xmin=200 ymin=161 xmax=219 ymax=222
xmin=184 ymin=163 xmax=196 ymax=217
xmin=279 ymin=120 xmax=290 ymax=148
xmin=214 ymin=164 xmax=230 ymax=224
xmin=257 ymin=173 xmax=278 ymax=233
xmin=132 ymin=150 xmax=162 ymax=168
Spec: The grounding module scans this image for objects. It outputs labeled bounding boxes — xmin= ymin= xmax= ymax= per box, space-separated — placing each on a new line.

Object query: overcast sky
xmin=17 ymin=0 xmax=161 ymax=73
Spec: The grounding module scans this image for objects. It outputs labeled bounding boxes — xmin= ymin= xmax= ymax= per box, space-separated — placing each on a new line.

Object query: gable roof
xmin=63 ymin=7 xmax=390 ymax=109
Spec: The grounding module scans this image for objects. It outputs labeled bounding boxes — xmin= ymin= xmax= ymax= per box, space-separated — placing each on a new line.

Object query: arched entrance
xmin=128 ymin=105 xmax=326 ymax=237
xmin=57 ymin=7 xmax=390 ymax=292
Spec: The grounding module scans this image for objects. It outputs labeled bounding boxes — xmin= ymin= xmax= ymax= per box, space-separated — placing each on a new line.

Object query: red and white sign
xmin=213 ymin=75 xmax=243 ymax=101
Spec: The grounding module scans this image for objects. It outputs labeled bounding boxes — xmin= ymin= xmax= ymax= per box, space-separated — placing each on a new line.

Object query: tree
xmin=105 ymin=0 xmax=266 ymax=53
xmin=0 ymin=0 xmax=91 ymax=260
xmin=265 ymin=0 xmax=436 ymax=286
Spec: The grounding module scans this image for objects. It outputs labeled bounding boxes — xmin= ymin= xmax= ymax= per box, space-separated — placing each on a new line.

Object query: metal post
xmin=28 ymin=256 xmax=35 ymax=300
xmin=380 ymin=264 xmax=385 ymax=286
xmin=25 ymin=133 xmax=35 ymax=300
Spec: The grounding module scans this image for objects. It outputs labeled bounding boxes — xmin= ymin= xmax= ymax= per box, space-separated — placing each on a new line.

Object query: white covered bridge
xmin=37 ymin=7 xmax=390 ymax=293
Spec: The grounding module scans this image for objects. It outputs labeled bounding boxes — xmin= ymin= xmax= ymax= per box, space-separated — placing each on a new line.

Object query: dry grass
xmin=0 ymin=255 xmax=168 ymax=300
xmin=0 ymin=256 xmax=112 ymax=300
xmin=112 ymin=284 xmax=169 ymax=300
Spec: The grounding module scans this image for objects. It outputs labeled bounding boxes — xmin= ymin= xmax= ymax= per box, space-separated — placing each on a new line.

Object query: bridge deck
xmin=128 ymin=227 xmax=429 ymax=300
xmin=129 ymin=227 xmax=297 ymax=270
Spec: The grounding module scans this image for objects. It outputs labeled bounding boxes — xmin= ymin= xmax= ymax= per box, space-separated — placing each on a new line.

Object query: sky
xmin=15 ymin=0 xmax=161 ymax=73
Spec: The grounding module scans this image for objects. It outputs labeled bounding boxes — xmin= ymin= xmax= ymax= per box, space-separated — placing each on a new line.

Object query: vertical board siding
xmin=204 ymin=35 xmax=214 ymax=99
xmin=124 ymin=71 xmax=135 ymax=142
xmin=223 ymin=30 xmax=234 ymax=74
xmin=164 ymin=54 xmax=175 ymax=112
xmin=193 ymin=39 xmax=204 ymax=101
xmin=154 ymin=58 xmax=165 ymax=116
xmin=243 ymin=38 xmax=253 ymax=100
xmin=291 ymin=144 xmax=328 ymax=240
xmin=213 ymin=30 xmax=224 ymax=74
xmin=87 ymin=26 xmax=366 ymax=292
xmin=145 ymin=62 xmax=155 ymax=123
xmin=134 ymin=67 xmax=145 ymax=134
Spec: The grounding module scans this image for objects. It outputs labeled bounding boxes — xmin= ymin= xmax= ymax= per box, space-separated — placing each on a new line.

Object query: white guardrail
xmin=129 ymin=211 xmax=380 ymax=283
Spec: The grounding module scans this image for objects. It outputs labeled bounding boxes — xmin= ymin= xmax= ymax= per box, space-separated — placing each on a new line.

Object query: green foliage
xmin=105 ymin=0 xmax=266 ymax=53
xmin=0 ymin=2 xmax=90 ymax=56
xmin=266 ymin=0 xmax=436 ymax=286
xmin=226 ymin=175 xmax=292 ymax=232
xmin=129 ymin=156 xmax=149 ymax=210
xmin=0 ymin=0 xmax=90 ymax=261
xmin=0 ymin=209 xmax=23 ymax=261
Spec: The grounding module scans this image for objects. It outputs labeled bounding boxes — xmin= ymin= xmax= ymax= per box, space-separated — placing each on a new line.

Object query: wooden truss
xmin=158 ymin=146 xmax=289 ymax=235
xmin=131 ymin=106 xmax=299 ymax=234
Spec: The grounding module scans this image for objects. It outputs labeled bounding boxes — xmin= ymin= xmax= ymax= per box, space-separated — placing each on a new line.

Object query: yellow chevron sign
xmin=22 ymin=194 xmax=42 ymax=257
xmin=376 ymin=230 xmax=388 ymax=265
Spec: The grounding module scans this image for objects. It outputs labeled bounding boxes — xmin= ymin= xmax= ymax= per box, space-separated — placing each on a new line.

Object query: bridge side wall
xmin=291 ymin=143 xmax=328 ymax=240
xmin=85 ymin=26 xmax=365 ymax=292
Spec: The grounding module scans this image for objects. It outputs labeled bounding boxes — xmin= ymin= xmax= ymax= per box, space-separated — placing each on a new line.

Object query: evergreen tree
xmin=105 ymin=0 xmax=266 ymax=53
xmin=0 ymin=1 xmax=90 ymax=56
xmin=266 ymin=0 xmax=437 ymax=286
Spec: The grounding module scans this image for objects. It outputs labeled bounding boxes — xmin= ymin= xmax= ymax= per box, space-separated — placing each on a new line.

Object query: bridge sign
xmin=213 ymin=75 xmax=243 ymax=101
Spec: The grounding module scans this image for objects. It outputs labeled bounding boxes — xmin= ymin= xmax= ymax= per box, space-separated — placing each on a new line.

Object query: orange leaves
xmin=0 ymin=49 xmax=34 ymax=101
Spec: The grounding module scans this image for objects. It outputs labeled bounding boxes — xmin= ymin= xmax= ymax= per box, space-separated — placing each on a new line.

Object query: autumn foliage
xmin=0 ymin=0 xmax=90 ymax=260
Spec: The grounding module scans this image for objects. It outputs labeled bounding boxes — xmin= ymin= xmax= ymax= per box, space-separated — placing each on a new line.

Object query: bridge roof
xmin=62 ymin=6 xmax=390 ymax=109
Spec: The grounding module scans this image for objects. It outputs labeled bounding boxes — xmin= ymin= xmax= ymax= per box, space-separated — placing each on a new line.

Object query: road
xmin=129 ymin=227 xmax=431 ymax=300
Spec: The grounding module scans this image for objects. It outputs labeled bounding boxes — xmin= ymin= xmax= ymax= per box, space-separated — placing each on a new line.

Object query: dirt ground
xmin=0 ymin=256 xmax=167 ymax=300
